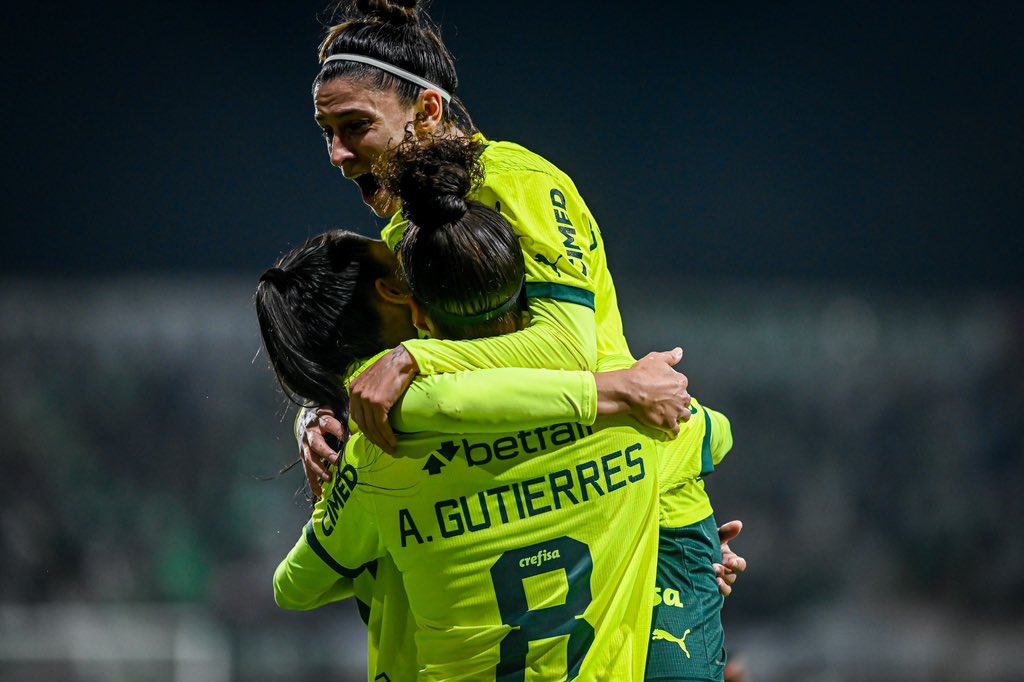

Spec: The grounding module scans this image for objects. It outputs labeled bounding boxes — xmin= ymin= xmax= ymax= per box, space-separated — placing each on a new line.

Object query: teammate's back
xmin=304 ymin=418 xmax=662 ymax=679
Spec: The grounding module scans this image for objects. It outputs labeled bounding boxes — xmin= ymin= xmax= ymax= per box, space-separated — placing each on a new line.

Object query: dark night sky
xmin=3 ymin=1 xmax=1021 ymax=291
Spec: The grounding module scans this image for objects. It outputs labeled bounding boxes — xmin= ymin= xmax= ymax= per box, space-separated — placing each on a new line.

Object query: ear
xmin=408 ymin=298 xmax=431 ymax=332
xmin=375 ymin=275 xmax=411 ymax=305
xmin=413 ymin=89 xmax=445 ymax=135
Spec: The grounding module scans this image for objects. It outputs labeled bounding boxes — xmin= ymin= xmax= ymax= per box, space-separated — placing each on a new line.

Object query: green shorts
xmin=644 ymin=514 xmax=727 ymax=682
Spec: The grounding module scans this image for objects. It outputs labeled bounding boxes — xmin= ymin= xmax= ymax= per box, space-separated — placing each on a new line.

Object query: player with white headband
xmin=282 ymin=1 xmax=746 ymax=680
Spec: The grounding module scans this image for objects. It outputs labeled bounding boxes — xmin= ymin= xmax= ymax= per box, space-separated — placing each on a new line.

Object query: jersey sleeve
xmin=272 ymin=452 xmax=385 ymax=610
xmin=390 ymin=367 xmax=597 ymax=434
xmin=705 ymin=405 xmax=734 ymax=466
xmin=402 ymin=297 xmax=597 ymax=373
xmin=272 ymin=530 xmax=355 ymax=611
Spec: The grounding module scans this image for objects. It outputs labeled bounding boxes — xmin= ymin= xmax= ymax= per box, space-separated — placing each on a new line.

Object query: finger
xmin=350 ymin=393 xmax=365 ymax=433
xmin=302 ymin=455 xmax=324 ymax=497
xmin=309 ymin=432 xmax=340 ymax=465
xmin=726 ymin=553 xmax=748 ymax=574
xmin=364 ymin=406 xmax=397 ymax=455
xmin=378 ymin=419 xmax=398 ymax=454
xmin=319 ymin=414 xmax=346 ymax=440
xmin=718 ymin=520 xmax=743 ymax=544
xmin=643 ymin=347 xmax=684 ymax=366
xmin=716 ymin=576 xmax=733 ymax=598
xmin=303 ymin=442 xmax=332 ymax=482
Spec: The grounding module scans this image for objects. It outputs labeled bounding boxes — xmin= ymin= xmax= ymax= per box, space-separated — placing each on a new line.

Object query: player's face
xmin=315 ymin=78 xmax=417 ymax=218
xmin=366 ymin=239 xmax=418 ymax=347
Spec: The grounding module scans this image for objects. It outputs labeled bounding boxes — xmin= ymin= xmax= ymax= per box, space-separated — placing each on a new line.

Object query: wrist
xmin=394 ymin=344 xmax=420 ymax=376
xmin=594 ymin=370 xmax=633 ymax=416
xmin=294 ymin=404 xmax=320 ymax=445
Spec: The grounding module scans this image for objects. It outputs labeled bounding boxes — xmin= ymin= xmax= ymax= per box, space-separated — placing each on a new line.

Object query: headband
xmin=322 ymin=53 xmax=453 ymax=103
xmin=422 ymin=278 xmax=525 ymax=327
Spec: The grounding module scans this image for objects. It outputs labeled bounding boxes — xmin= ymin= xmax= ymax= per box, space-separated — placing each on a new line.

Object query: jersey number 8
xmin=489 ymin=536 xmax=595 ymax=680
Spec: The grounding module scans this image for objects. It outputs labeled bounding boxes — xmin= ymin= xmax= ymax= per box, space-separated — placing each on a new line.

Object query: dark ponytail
xmin=315 ymin=0 xmax=474 ymax=133
xmin=378 ymin=135 xmax=525 ymax=340
xmin=256 ymin=230 xmax=391 ymax=418
xmin=351 ymin=0 xmax=418 ymax=24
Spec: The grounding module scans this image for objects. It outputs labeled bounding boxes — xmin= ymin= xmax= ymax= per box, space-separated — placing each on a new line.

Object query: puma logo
xmin=652 ymin=628 xmax=692 ymax=659
xmin=533 ymin=253 xmax=564 ymax=277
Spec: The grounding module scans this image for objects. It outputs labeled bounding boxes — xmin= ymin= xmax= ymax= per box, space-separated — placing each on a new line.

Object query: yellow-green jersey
xmin=275 ymin=358 xmax=734 ymax=679
xmin=278 ymin=419 xmax=662 ymax=679
xmin=380 ymin=135 xmax=726 ymax=528
xmin=381 ymin=134 xmax=632 ymax=374
xmin=390 ymin=356 xmax=734 ymax=528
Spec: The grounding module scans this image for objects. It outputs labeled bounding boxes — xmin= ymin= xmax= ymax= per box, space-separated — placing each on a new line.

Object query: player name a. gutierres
xmin=398 ymin=442 xmax=647 ymax=547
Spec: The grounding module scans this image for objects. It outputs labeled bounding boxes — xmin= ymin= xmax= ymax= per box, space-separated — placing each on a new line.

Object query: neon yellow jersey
xmin=277 ymin=418 xmax=662 ymax=680
xmin=355 ymin=557 xmax=420 ymax=681
xmin=276 ymin=358 xmax=734 ymax=679
xmin=391 ymin=358 xmax=734 ymax=527
xmin=381 ymin=134 xmax=632 ymax=374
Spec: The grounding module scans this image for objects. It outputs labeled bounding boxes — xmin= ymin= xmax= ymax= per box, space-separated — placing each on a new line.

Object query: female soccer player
xmin=291 ymin=1 xmax=743 ymax=677
xmin=263 ymin=135 xmax=734 ymax=679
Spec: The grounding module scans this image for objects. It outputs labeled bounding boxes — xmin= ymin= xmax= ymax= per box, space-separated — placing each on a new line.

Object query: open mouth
xmin=354 ymin=173 xmax=383 ymax=205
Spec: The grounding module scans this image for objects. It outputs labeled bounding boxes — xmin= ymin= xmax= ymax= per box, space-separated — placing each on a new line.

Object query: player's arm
xmin=389 ymin=348 xmax=690 ymax=440
xmin=706 ymin=405 xmax=734 ymax=466
xmin=391 ymin=367 xmax=597 ymax=434
xmin=273 ymin=457 xmax=385 ymax=610
xmin=273 ymin=529 xmax=355 ymax=611
xmin=655 ymin=397 xmax=734 ymax=491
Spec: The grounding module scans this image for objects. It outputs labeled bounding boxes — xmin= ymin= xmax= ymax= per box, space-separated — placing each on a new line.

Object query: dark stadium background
xmin=2 ymin=1 xmax=1021 ymax=680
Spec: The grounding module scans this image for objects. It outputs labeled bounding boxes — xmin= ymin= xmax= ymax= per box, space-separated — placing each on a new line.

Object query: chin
xmin=370 ymin=198 xmax=400 ymax=219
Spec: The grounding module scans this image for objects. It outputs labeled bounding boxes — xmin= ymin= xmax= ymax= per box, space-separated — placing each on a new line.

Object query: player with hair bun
xmin=290 ymin=1 xmax=744 ymax=678
xmin=268 ymin=135 xmax=734 ymax=679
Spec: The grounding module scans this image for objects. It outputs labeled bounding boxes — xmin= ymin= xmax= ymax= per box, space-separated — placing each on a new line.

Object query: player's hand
xmin=349 ymin=345 xmax=419 ymax=454
xmin=714 ymin=519 xmax=747 ymax=597
xmin=299 ymin=406 xmax=346 ymax=497
xmin=595 ymin=348 xmax=691 ymax=436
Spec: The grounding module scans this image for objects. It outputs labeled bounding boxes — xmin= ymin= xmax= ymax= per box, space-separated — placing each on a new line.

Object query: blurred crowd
xmin=2 ymin=277 xmax=1021 ymax=680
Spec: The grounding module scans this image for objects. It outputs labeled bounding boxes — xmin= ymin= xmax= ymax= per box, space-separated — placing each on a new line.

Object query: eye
xmin=320 ymin=126 xmax=334 ymax=142
xmin=345 ymin=119 xmax=371 ymax=135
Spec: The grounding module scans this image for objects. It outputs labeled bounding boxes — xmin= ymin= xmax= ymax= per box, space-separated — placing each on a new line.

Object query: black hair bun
xmin=379 ymin=134 xmax=484 ymax=230
xmin=352 ymin=0 xmax=420 ymax=25
xmin=259 ymin=266 xmax=292 ymax=291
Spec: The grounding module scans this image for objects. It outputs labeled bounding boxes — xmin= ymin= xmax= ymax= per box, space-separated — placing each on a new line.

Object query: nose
xmin=330 ymin=136 xmax=355 ymax=169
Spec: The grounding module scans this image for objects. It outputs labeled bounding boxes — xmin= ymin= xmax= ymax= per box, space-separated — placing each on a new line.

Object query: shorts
xmin=644 ymin=514 xmax=727 ymax=682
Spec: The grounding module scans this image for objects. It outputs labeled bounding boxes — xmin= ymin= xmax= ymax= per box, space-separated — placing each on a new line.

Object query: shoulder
xmin=478 ymin=135 xmax=575 ymax=187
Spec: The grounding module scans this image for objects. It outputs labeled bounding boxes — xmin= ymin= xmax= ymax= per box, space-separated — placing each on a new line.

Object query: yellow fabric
xmin=392 ymin=367 xmax=598 ymax=436
xmin=382 ymin=135 xmax=634 ymax=374
xmin=277 ymin=419 xmax=661 ymax=679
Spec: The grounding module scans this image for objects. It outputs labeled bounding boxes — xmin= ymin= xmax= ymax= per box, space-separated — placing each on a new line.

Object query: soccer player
xmin=261 ymin=227 xmax=706 ymax=678
xmin=299 ymin=0 xmax=744 ymax=604
xmin=289 ymin=1 xmax=744 ymax=676
xmin=264 ymin=136 xmax=734 ymax=678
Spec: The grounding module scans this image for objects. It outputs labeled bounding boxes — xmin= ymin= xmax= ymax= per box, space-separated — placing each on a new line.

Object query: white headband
xmin=322 ymin=53 xmax=452 ymax=103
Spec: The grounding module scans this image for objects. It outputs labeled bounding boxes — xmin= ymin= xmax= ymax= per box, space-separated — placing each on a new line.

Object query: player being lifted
xmin=284 ymin=0 xmax=744 ymax=677
xmin=263 ymin=135 xmax=735 ymax=679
